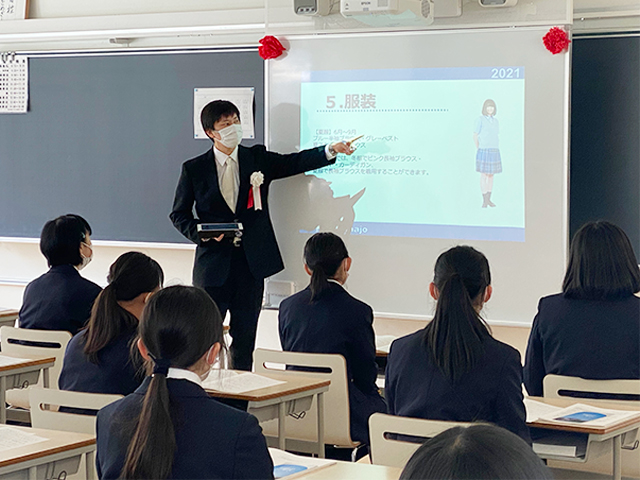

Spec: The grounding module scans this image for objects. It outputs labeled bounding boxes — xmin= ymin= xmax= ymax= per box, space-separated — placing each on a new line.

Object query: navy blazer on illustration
xmin=385 ymin=329 xmax=530 ymax=443
xmin=96 ymin=377 xmax=274 ymax=480
xmin=19 ymin=265 xmax=102 ymax=335
xmin=524 ymin=293 xmax=640 ymax=397
xmin=58 ymin=327 xmax=143 ymax=396
xmin=279 ymin=282 xmax=386 ymax=444
xmin=170 ymin=145 xmax=334 ymax=287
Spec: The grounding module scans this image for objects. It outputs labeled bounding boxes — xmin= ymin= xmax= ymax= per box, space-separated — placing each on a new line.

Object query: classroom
xmin=0 ymin=0 xmax=638 ymax=479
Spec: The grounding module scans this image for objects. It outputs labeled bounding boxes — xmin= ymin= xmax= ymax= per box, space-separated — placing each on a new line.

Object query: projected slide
xmin=300 ymin=66 xmax=525 ymax=242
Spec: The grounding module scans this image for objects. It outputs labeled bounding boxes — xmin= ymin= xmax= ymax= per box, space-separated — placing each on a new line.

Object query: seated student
xmin=400 ymin=424 xmax=552 ymax=480
xmin=524 ymin=221 xmax=640 ymax=397
xmin=59 ymin=252 xmax=163 ymax=396
xmin=278 ymin=232 xmax=386 ymax=445
xmin=19 ymin=214 xmax=101 ymax=335
xmin=96 ymin=285 xmax=273 ymax=480
xmin=385 ymin=246 xmax=530 ymax=443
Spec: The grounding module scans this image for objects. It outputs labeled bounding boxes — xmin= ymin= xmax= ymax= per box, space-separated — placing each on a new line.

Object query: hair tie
xmin=149 ymin=353 xmax=171 ymax=376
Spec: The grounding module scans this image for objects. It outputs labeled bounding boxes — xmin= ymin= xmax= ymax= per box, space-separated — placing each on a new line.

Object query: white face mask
xmin=78 ymin=242 xmax=93 ymax=270
xmin=216 ymin=123 xmax=243 ymax=149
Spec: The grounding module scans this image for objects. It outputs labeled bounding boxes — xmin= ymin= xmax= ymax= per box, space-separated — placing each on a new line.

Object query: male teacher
xmin=170 ymin=100 xmax=355 ymax=370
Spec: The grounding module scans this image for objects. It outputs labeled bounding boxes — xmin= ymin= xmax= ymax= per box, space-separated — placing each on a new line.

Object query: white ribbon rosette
xmin=250 ymin=171 xmax=264 ymax=211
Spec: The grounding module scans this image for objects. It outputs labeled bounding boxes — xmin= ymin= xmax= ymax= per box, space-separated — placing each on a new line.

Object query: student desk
xmin=205 ymin=371 xmax=330 ymax=457
xmin=0 ymin=310 xmax=18 ymax=330
xmin=0 ymin=355 xmax=55 ymax=424
xmin=289 ymin=461 xmax=401 ymax=480
xmin=0 ymin=426 xmax=95 ymax=480
xmin=527 ymin=397 xmax=640 ymax=480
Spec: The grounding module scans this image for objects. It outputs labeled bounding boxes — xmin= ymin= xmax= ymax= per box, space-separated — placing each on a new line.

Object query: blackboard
xmin=570 ymin=35 xmax=640 ymax=255
xmin=0 ymin=49 xmax=264 ymax=243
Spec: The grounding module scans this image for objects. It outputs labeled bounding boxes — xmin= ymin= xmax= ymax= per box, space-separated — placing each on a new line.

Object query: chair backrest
xmin=0 ymin=326 xmax=72 ymax=388
xmin=253 ymin=348 xmax=357 ymax=448
xmin=369 ymin=413 xmax=470 ymax=467
xmin=543 ymin=375 xmax=640 ymax=406
xmin=29 ymin=387 xmax=122 ymax=435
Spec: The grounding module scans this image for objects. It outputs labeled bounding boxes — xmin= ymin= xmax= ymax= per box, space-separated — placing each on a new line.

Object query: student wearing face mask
xmin=278 ymin=232 xmax=386 ymax=449
xmin=171 ymin=100 xmax=357 ymax=372
xmin=19 ymin=214 xmax=102 ymax=336
xmin=96 ymin=285 xmax=274 ymax=480
xmin=59 ymin=252 xmax=164 ymax=397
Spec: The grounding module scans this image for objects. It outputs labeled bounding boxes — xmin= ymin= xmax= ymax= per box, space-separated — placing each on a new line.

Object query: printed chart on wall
xmin=299 ymin=66 xmax=525 ymax=242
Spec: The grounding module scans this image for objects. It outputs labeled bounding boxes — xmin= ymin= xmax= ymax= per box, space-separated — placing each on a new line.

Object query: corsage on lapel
xmin=248 ymin=171 xmax=264 ymax=211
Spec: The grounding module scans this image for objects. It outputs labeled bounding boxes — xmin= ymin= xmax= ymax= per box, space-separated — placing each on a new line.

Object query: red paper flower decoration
xmin=258 ymin=36 xmax=286 ymax=60
xmin=543 ymin=27 xmax=571 ymax=54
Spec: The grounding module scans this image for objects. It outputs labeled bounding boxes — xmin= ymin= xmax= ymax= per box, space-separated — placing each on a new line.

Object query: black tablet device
xmin=197 ymin=223 xmax=243 ymax=239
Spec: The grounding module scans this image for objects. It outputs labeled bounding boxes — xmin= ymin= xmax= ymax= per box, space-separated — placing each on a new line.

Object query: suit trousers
xmin=204 ymin=246 xmax=264 ymax=371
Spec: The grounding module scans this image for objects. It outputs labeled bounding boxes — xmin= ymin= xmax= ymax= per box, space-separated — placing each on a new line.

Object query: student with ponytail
xmin=59 ymin=252 xmax=163 ymax=396
xmin=279 ymin=232 xmax=386 ymax=446
xmin=385 ymin=246 xmax=530 ymax=442
xmin=96 ymin=285 xmax=273 ymax=480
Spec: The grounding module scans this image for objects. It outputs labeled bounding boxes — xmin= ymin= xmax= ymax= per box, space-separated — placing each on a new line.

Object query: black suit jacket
xmin=59 ymin=328 xmax=143 ymax=396
xmin=96 ymin=377 xmax=274 ymax=480
xmin=385 ymin=329 xmax=530 ymax=443
xmin=524 ymin=293 xmax=640 ymax=397
xmin=18 ymin=265 xmax=102 ymax=335
xmin=278 ymin=283 xmax=386 ymax=443
xmin=170 ymin=145 xmax=334 ymax=287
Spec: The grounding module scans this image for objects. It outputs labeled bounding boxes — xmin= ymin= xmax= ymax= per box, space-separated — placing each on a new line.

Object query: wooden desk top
xmin=205 ymin=371 xmax=330 ymax=402
xmin=527 ymin=396 xmax=640 ymax=435
xmin=290 ymin=462 xmax=401 ymax=480
xmin=0 ymin=426 xmax=94 ymax=468
xmin=0 ymin=355 xmax=56 ymax=374
xmin=0 ymin=310 xmax=18 ymax=320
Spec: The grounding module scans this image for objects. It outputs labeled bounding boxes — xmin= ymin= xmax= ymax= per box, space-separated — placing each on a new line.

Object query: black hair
xmin=39 ymin=214 xmax=92 ymax=267
xmin=121 ymin=286 xmax=223 ymax=480
xmin=424 ymin=246 xmax=492 ymax=381
xmin=304 ymin=232 xmax=349 ymax=302
xmin=563 ymin=221 xmax=640 ymax=300
xmin=83 ymin=252 xmax=164 ymax=364
xmin=400 ymin=424 xmax=553 ymax=480
xmin=200 ymin=100 xmax=241 ymax=133
xmin=482 ymin=99 xmax=497 ymax=116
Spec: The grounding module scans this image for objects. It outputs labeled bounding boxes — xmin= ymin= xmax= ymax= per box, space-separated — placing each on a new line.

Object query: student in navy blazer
xmin=385 ymin=246 xmax=530 ymax=443
xmin=524 ymin=221 xmax=640 ymax=397
xmin=19 ymin=215 xmax=101 ymax=335
xmin=279 ymin=233 xmax=386 ymax=445
xmin=96 ymin=286 xmax=273 ymax=480
xmin=170 ymin=100 xmax=356 ymax=371
xmin=59 ymin=252 xmax=164 ymax=397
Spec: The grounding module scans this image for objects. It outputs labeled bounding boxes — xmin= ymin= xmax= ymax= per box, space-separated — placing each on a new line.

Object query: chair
xmin=0 ymin=326 xmax=72 ymax=421
xmin=543 ymin=375 xmax=640 ymax=406
xmin=29 ymin=388 xmax=122 ymax=480
xmin=253 ymin=348 xmax=359 ymax=454
xmin=29 ymin=387 xmax=122 ymax=435
xmin=542 ymin=375 xmax=640 ymax=479
xmin=368 ymin=413 xmax=469 ymax=467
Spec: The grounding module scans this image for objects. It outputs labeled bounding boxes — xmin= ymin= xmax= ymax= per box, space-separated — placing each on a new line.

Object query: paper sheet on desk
xmin=375 ymin=335 xmax=397 ymax=354
xmin=536 ymin=403 xmax=640 ymax=427
xmin=524 ymin=398 xmax=564 ymax=422
xmin=203 ymin=370 xmax=285 ymax=394
xmin=0 ymin=427 xmax=47 ymax=450
xmin=0 ymin=355 xmax=32 ymax=367
xmin=269 ymin=448 xmax=335 ymax=478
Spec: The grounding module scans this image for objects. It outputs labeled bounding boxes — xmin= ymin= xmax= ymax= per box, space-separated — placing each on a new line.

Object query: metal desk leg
xmin=613 ymin=435 xmax=622 ymax=480
xmin=317 ymin=392 xmax=325 ymax=458
xmin=42 ymin=367 xmax=50 ymax=388
xmin=0 ymin=376 xmax=6 ymax=424
xmin=87 ymin=449 xmax=96 ymax=480
xmin=278 ymin=402 xmax=286 ymax=450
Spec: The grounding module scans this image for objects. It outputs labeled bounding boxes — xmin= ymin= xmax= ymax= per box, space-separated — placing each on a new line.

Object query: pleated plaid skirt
xmin=476 ymin=148 xmax=502 ymax=174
